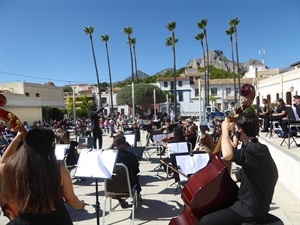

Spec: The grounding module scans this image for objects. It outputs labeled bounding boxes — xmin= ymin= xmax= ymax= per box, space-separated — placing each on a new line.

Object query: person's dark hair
xmin=174 ymin=127 xmax=185 ymax=141
xmin=235 ymin=112 xmax=259 ymax=137
xmin=1 ymin=127 xmax=61 ymax=214
xmin=277 ymin=98 xmax=285 ymax=104
xmin=115 ymin=135 xmax=126 ymax=148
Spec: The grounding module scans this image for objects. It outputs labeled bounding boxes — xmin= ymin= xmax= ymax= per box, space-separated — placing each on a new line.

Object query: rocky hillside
xmin=186 ymin=50 xmax=264 ymax=73
xmin=122 ymin=50 xmax=264 ymax=81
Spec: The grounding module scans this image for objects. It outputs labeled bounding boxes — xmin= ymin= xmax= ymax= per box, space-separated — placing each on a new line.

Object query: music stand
xmin=75 ymin=149 xmax=118 ymax=225
xmin=170 ymin=152 xmax=210 ymax=193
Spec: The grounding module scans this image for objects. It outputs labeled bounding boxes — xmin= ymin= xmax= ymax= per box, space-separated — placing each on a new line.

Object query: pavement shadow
xmin=134 ymin=198 xmax=184 ymax=221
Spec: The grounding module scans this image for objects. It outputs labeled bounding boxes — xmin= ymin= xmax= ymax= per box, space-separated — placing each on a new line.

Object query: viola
xmin=169 ymin=84 xmax=256 ymax=225
xmin=0 ymin=94 xmax=23 ymax=220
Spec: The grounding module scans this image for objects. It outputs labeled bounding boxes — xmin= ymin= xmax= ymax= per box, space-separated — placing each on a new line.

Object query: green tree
xmin=197 ymin=19 xmax=210 ymax=106
xmin=100 ymin=34 xmax=114 ymax=114
xmin=63 ymin=86 xmax=72 ymax=92
xmin=225 ymin=26 xmax=237 ymax=102
xmin=116 ymin=83 xmax=166 ymax=112
xmin=229 ymin=17 xmax=241 ymax=98
xmin=80 ymin=94 xmax=91 ymax=117
xmin=83 ymin=26 xmax=102 ymax=107
xmin=165 ymin=21 xmax=178 ymax=117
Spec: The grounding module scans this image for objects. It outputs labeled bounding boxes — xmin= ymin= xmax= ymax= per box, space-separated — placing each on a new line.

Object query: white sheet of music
xmin=55 ymin=144 xmax=69 ymax=160
xmin=168 ymin=142 xmax=189 ymax=156
xmin=124 ymin=134 xmax=135 ymax=146
xmin=152 ymin=134 xmax=166 ymax=141
xmin=175 ymin=153 xmax=210 ymax=182
xmin=75 ymin=149 xmax=118 ymax=178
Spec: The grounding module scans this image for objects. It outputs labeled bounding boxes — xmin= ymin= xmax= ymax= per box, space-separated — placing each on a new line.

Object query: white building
xmin=0 ymin=82 xmax=64 ymax=126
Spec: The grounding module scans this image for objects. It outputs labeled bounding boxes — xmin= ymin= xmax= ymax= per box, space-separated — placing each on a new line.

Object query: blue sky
xmin=0 ymin=0 xmax=299 ymax=87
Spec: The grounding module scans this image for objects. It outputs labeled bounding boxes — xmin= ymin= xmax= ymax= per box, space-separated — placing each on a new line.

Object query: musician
xmin=185 ymin=125 xmax=198 ymax=150
xmin=114 ymin=135 xmax=142 ymax=208
xmin=0 ymin=128 xmax=85 ymax=224
xmin=259 ymin=98 xmax=272 ymax=132
xmin=199 ymin=113 xmax=278 ymax=225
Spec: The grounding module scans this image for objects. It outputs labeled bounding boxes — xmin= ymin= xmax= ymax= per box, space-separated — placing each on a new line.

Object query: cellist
xmin=199 ymin=112 xmax=278 ymax=225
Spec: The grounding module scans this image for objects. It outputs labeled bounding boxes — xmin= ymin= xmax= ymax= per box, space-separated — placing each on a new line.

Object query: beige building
xmin=0 ymin=82 xmax=64 ymax=126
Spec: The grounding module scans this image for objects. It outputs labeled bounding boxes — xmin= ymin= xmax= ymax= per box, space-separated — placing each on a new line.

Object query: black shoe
xmin=296 ymin=143 xmax=300 ymax=147
xmin=278 ymin=134 xmax=288 ymax=138
xmin=157 ymin=151 xmax=165 ymax=156
xmin=261 ymin=129 xmax=268 ymax=132
xmin=119 ymin=199 xmax=129 ymax=209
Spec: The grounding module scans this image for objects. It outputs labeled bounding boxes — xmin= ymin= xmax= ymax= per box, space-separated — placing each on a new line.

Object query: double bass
xmin=169 ymin=84 xmax=256 ymax=225
xmin=0 ymin=94 xmax=24 ymax=220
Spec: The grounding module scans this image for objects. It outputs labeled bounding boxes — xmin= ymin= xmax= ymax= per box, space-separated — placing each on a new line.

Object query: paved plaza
xmin=0 ymin=130 xmax=299 ymax=225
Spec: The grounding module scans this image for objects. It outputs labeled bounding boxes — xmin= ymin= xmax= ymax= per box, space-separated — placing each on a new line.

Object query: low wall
xmin=259 ymin=137 xmax=300 ymax=199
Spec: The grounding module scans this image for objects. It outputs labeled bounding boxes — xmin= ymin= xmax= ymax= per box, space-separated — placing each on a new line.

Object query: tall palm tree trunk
xmin=234 ymin=31 xmax=240 ymax=99
xmin=133 ymin=44 xmax=138 ymax=81
xmin=89 ymin=35 xmax=102 ymax=108
xmin=200 ymin=41 xmax=207 ymax=107
xmin=172 ymin=32 xmax=177 ymax=118
xmin=204 ymin=29 xmax=209 ymax=107
xmin=104 ymin=42 xmax=114 ymax=114
xmin=230 ymin=35 xmax=237 ymax=102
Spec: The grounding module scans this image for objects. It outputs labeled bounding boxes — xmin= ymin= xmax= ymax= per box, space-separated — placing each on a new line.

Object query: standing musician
xmin=199 ymin=113 xmax=278 ymax=225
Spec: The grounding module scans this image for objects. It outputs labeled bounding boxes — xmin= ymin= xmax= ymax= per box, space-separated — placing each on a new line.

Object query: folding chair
xmin=280 ymin=106 xmax=300 ymax=149
xmin=102 ymin=163 xmax=138 ymax=225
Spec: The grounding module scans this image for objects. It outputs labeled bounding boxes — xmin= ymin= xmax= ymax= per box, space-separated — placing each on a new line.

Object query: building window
xmin=171 ymin=81 xmax=174 ymax=90
xmin=211 ymin=88 xmax=217 ymax=95
xmin=121 ymin=108 xmax=125 ymax=114
xmin=25 ymin=92 xmax=29 ymax=97
xmin=226 ymin=88 xmax=231 ymax=95
xmin=178 ymin=81 xmax=182 ymax=87
xmin=195 ymin=88 xmax=199 ymax=96
xmin=164 ymin=82 xmax=168 ymax=88
xmin=189 ymin=77 xmax=194 ymax=85
xmin=36 ymin=93 xmax=40 ymax=97
xmin=178 ymin=91 xmax=183 ymax=102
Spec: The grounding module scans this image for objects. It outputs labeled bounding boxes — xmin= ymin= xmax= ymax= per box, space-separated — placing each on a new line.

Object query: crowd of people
xmin=0 ymin=98 xmax=297 ymax=224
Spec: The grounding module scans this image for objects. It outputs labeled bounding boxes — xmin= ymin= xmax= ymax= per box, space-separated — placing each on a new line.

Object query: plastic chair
xmin=102 ymin=163 xmax=139 ymax=225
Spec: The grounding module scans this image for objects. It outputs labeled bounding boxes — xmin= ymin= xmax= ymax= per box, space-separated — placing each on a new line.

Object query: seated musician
xmin=199 ymin=113 xmax=278 ymax=225
xmin=114 ymin=135 xmax=142 ymax=208
xmin=185 ymin=125 xmax=198 ymax=150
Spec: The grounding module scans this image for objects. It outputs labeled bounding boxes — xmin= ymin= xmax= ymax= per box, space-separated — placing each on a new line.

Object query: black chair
xmin=102 ymin=163 xmax=139 ymax=225
xmin=125 ymin=146 xmax=146 ymax=161
xmin=280 ymin=105 xmax=300 ymax=148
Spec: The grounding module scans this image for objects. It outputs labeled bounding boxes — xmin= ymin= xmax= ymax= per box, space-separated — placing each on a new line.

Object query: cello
xmin=169 ymin=84 xmax=256 ymax=225
xmin=0 ymin=94 xmax=24 ymax=220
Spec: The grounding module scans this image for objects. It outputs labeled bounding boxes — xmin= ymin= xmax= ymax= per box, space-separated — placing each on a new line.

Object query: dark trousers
xmin=92 ymin=129 xmax=103 ymax=149
xmin=198 ymin=207 xmax=244 ymax=225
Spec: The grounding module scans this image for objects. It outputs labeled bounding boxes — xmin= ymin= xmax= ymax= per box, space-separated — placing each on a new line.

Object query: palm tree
xmin=225 ymin=27 xmax=237 ymax=102
xmin=195 ymin=32 xmax=207 ymax=107
xmin=83 ymin=26 xmax=102 ymax=108
xmin=123 ymin=26 xmax=135 ymax=119
xmin=197 ymin=19 xmax=210 ymax=107
xmin=229 ymin=17 xmax=240 ymax=98
xmin=100 ymin=34 xmax=114 ymax=114
xmin=130 ymin=37 xmax=138 ymax=81
xmin=166 ymin=21 xmax=178 ymax=119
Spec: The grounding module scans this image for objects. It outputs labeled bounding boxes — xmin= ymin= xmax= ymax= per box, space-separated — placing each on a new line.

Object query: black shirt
xmin=231 ymin=138 xmax=278 ymax=221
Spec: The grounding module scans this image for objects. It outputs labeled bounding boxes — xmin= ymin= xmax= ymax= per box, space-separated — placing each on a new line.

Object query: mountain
xmin=186 ymin=50 xmax=264 ymax=72
xmin=120 ymin=50 xmax=264 ymax=82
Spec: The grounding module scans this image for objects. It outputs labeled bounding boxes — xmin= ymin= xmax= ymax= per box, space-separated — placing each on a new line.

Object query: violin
xmin=0 ymin=94 xmax=23 ymax=220
xmin=169 ymin=84 xmax=256 ymax=225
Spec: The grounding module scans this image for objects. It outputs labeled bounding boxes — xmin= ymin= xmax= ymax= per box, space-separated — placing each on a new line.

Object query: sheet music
xmin=124 ymin=134 xmax=135 ymax=146
xmin=168 ymin=142 xmax=189 ymax=156
xmin=292 ymin=106 xmax=300 ymax=120
xmin=175 ymin=153 xmax=209 ymax=182
xmin=152 ymin=134 xmax=166 ymax=141
xmin=55 ymin=144 xmax=69 ymax=160
xmin=75 ymin=149 xmax=118 ymax=178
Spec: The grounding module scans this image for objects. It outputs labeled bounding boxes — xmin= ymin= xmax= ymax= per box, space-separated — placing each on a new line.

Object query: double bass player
xmin=199 ymin=113 xmax=278 ymax=225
